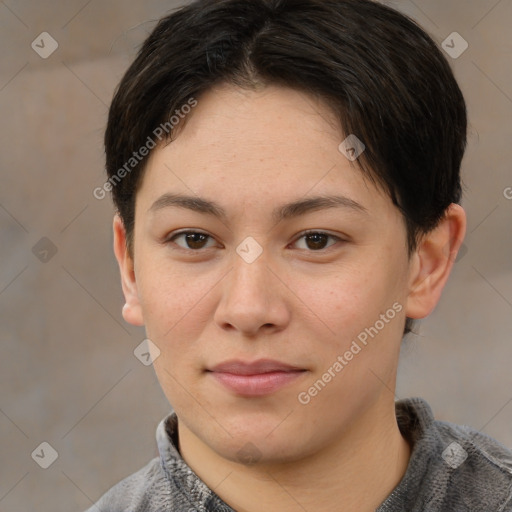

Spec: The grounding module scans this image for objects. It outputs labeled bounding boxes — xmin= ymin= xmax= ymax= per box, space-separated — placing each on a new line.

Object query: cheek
xmin=135 ymin=256 xmax=218 ymax=351
xmin=140 ymin=265 xmax=214 ymax=406
xmin=300 ymin=259 xmax=405 ymax=359
xmin=302 ymin=267 xmax=381 ymax=337
xmin=294 ymin=270 xmax=405 ymax=418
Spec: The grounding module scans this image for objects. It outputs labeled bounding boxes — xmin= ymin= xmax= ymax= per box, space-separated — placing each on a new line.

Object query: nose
xmin=213 ymin=249 xmax=291 ymax=337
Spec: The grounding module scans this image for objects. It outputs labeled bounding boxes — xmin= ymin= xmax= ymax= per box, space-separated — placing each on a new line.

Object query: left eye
xmin=169 ymin=231 xmax=217 ymax=250
xmin=293 ymin=232 xmax=340 ymax=251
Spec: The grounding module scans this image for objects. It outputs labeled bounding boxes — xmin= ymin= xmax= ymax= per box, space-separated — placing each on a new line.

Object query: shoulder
xmin=83 ymin=412 xmax=229 ymax=512
xmin=84 ymin=456 xmax=173 ymax=512
xmin=394 ymin=397 xmax=512 ymax=511
xmin=84 ymin=454 xmax=229 ymax=512
xmin=434 ymin=419 xmax=512 ymax=508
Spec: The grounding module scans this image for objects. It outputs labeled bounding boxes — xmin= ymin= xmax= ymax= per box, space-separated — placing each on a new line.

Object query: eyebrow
xmin=148 ymin=193 xmax=368 ymax=223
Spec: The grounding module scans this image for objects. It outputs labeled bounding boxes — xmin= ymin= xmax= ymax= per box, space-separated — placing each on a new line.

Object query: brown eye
xmin=169 ymin=231 xmax=215 ymax=250
xmin=293 ymin=231 xmax=340 ymax=251
xmin=305 ymin=233 xmax=329 ymax=250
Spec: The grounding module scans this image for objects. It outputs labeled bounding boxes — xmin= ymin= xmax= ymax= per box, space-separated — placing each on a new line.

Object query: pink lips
xmin=207 ymin=359 xmax=306 ymax=397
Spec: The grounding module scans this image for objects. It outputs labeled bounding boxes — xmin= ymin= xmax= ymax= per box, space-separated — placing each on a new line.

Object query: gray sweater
xmin=86 ymin=397 xmax=512 ymax=511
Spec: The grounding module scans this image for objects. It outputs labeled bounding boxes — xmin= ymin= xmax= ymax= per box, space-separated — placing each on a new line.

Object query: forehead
xmin=136 ymin=83 xmax=391 ymax=219
xmin=190 ymin=84 xmax=343 ymax=158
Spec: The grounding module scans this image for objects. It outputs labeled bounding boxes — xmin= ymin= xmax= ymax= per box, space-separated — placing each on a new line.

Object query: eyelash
xmin=166 ymin=230 xmax=344 ymax=252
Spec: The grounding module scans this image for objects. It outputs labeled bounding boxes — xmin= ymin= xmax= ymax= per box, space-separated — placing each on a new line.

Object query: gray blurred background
xmin=0 ymin=0 xmax=511 ymax=510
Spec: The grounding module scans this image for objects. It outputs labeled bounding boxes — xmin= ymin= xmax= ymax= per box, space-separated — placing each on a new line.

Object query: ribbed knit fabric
xmin=86 ymin=397 xmax=512 ymax=511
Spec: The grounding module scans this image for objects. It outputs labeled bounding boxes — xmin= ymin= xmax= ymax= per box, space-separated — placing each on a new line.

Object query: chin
xmin=212 ymin=435 xmax=306 ymax=467
xmin=203 ymin=413 xmax=316 ymax=466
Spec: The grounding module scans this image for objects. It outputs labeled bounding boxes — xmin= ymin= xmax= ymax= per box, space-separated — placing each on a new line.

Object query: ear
xmin=405 ymin=203 xmax=466 ymax=319
xmin=113 ymin=214 xmax=144 ymax=326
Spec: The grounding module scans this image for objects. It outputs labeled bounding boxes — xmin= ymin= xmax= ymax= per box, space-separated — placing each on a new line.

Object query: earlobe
xmin=113 ymin=214 xmax=145 ymax=326
xmin=405 ymin=203 xmax=466 ymax=320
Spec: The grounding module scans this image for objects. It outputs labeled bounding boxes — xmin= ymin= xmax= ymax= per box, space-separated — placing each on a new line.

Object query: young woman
xmin=88 ymin=1 xmax=512 ymax=510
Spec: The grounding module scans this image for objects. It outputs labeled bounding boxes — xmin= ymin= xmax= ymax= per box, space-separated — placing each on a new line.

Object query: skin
xmin=113 ymin=83 xmax=466 ymax=512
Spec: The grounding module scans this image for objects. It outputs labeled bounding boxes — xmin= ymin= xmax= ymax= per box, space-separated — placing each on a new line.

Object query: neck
xmin=177 ymin=399 xmax=411 ymax=512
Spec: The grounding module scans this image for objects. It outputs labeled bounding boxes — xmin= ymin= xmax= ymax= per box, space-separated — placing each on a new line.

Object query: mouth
xmin=206 ymin=359 xmax=308 ymax=397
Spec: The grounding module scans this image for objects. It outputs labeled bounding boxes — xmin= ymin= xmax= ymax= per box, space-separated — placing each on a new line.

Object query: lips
xmin=209 ymin=359 xmax=304 ymax=375
xmin=206 ymin=359 xmax=307 ymax=397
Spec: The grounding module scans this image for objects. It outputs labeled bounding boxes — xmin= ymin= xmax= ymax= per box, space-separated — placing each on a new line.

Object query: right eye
xmin=167 ymin=230 xmax=218 ymax=251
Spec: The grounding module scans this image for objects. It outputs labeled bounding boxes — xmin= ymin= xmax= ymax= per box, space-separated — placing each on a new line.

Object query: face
xmin=118 ymin=83 xmax=417 ymax=464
